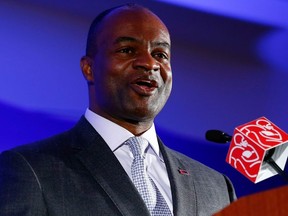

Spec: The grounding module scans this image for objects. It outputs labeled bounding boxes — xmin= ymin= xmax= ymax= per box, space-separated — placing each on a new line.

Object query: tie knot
xmin=126 ymin=136 xmax=148 ymax=158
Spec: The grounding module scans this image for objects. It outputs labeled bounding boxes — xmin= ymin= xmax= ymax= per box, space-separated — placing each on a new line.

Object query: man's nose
xmin=132 ymin=52 xmax=160 ymax=72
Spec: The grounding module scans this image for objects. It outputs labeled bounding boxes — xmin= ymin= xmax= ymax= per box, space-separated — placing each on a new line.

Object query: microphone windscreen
xmin=205 ymin=130 xmax=232 ymax=143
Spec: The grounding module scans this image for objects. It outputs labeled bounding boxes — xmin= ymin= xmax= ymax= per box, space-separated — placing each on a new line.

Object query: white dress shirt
xmin=85 ymin=109 xmax=173 ymax=212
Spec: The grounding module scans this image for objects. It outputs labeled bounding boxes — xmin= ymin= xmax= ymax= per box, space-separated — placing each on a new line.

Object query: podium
xmin=214 ymin=185 xmax=288 ymax=216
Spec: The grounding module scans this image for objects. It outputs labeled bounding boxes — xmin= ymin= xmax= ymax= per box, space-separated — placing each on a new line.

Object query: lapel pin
xmin=178 ymin=168 xmax=189 ymax=175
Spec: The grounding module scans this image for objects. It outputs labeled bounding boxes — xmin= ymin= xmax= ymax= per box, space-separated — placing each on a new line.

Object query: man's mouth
xmin=131 ymin=78 xmax=158 ymax=96
xmin=136 ymin=79 xmax=158 ymax=88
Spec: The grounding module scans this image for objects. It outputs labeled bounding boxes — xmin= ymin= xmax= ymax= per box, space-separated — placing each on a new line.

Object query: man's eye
xmin=118 ymin=48 xmax=134 ymax=54
xmin=154 ymin=52 xmax=168 ymax=60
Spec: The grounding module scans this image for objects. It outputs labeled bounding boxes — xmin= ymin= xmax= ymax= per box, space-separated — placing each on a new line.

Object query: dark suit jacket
xmin=0 ymin=117 xmax=236 ymax=216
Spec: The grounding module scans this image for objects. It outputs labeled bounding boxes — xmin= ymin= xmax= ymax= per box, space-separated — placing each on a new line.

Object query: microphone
xmin=206 ymin=117 xmax=288 ymax=183
xmin=205 ymin=130 xmax=232 ymax=143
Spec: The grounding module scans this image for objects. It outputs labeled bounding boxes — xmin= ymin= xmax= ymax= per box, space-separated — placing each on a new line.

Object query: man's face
xmin=87 ymin=8 xmax=172 ymax=124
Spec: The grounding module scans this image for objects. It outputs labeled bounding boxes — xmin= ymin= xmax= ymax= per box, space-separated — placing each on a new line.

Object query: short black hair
xmin=85 ymin=3 xmax=146 ymax=57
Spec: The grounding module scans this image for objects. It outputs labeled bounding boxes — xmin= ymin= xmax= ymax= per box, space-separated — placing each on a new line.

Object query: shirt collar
xmin=84 ymin=108 xmax=160 ymax=157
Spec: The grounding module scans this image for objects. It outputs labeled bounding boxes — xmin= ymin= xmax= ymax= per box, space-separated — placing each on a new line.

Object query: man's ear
xmin=80 ymin=56 xmax=94 ymax=83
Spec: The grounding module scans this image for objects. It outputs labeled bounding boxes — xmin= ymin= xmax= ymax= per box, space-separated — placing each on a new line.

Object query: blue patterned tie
xmin=127 ymin=136 xmax=172 ymax=216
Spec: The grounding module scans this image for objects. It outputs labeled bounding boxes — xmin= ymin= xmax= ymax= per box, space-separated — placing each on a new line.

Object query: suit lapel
xmin=158 ymin=138 xmax=197 ymax=216
xmin=71 ymin=117 xmax=150 ymax=216
xmin=70 ymin=117 xmax=198 ymax=216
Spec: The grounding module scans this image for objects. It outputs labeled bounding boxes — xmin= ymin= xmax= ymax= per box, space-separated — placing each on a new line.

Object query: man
xmin=0 ymin=4 xmax=236 ymax=216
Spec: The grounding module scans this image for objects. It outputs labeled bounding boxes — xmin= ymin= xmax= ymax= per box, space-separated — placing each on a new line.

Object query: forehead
xmin=97 ymin=8 xmax=170 ymax=45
